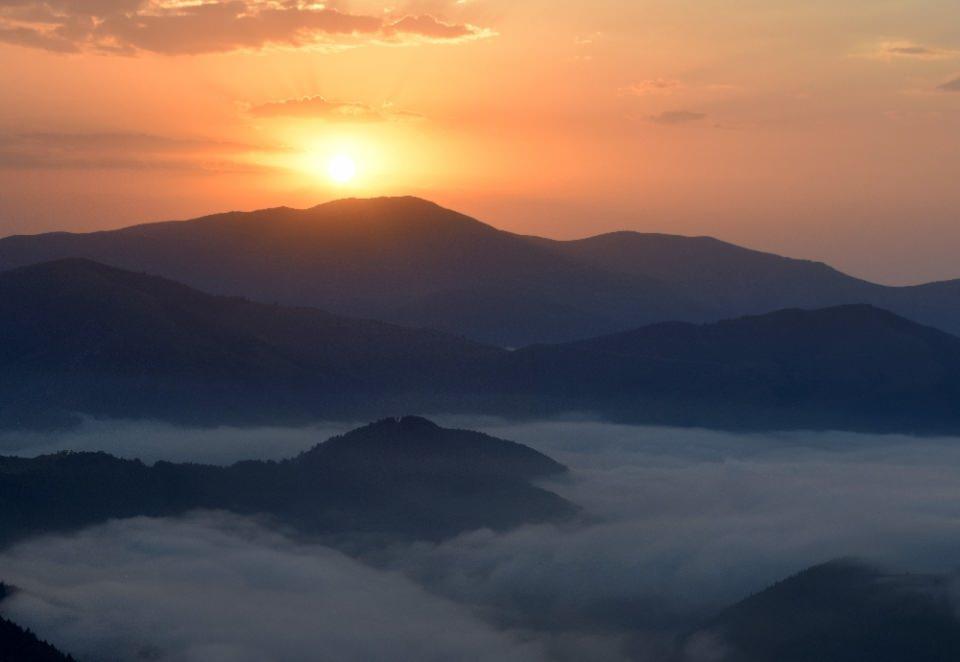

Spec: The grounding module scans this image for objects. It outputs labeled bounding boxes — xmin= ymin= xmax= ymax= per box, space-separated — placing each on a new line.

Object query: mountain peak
xmin=299 ymin=417 xmax=568 ymax=481
xmin=309 ymin=195 xmax=444 ymax=213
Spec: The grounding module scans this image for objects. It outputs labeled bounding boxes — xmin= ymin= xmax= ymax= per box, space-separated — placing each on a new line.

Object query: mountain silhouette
xmin=496 ymin=305 xmax=960 ymax=431
xmin=0 ymin=197 xmax=707 ymax=346
xmin=0 ymin=417 xmax=573 ymax=547
xmin=533 ymin=230 xmax=960 ymax=335
xmin=0 ymin=258 xmax=500 ymax=427
xmin=4 ymin=259 xmax=960 ymax=432
xmin=682 ymin=559 xmax=960 ymax=662
xmin=3 ymin=197 xmax=960 ymax=345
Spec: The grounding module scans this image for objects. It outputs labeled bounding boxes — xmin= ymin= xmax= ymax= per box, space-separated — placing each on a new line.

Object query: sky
xmin=0 ymin=0 xmax=959 ymax=284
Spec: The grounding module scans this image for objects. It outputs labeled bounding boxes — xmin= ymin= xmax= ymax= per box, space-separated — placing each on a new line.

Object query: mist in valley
xmin=4 ymin=419 xmax=960 ymax=660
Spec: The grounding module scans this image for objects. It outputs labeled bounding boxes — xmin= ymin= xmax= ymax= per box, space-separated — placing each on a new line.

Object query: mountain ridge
xmin=683 ymin=559 xmax=960 ymax=662
xmin=0 ymin=417 xmax=574 ymax=547
xmin=4 ymin=258 xmax=960 ymax=432
xmin=4 ymin=196 xmax=959 ymax=345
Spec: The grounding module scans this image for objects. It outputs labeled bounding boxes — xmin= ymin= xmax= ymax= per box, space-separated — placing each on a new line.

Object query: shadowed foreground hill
xmin=0 ymin=417 xmax=573 ymax=547
xmin=0 ymin=584 xmax=74 ymax=662
xmin=682 ymin=559 xmax=960 ymax=662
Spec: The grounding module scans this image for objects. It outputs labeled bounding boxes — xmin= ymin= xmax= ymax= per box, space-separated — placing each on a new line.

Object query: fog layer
xmin=5 ymin=419 xmax=960 ymax=660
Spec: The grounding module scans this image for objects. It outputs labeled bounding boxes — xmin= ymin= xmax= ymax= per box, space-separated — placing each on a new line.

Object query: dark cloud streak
xmin=939 ymin=76 xmax=960 ymax=92
xmin=647 ymin=110 xmax=706 ymax=125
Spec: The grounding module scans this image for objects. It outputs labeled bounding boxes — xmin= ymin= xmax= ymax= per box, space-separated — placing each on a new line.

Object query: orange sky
xmin=1 ymin=0 xmax=959 ymax=284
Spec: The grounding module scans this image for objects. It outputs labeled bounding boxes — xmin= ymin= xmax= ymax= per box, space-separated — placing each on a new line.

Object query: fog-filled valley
xmin=5 ymin=419 xmax=960 ymax=661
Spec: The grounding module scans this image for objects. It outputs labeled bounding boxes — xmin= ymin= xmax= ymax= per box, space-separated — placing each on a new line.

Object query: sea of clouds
xmin=3 ymin=418 xmax=960 ymax=660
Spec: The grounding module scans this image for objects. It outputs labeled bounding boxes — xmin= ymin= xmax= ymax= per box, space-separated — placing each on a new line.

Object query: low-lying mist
xmin=5 ymin=418 xmax=960 ymax=660
xmin=0 ymin=514 xmax=544 ymax=662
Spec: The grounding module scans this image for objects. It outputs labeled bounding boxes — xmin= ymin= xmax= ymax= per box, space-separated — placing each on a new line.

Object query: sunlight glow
xmin=327 ymin=154 xmax=357 ymax=184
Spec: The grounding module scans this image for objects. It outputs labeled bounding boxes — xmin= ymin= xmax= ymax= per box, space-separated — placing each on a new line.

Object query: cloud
xmin=19 ymin=131 xmax=268 ymax=153
xmin=868 ymin=41 xmax=958 ymax=61
xmin=10 ymin=418 xmax=960 ymax=658
xmin=939 ymin=76 xmax=960 ymax=92
xmin=372 ymin=419 xmax=960 ymax=641
xmin=0 ymin=130 xmax=284 ymax=172
xmin=0 ymin=1 xmax=494 ymax=55
xmin=386 ymin=14 xmax=478 ymax=40
xmin=621 ymin=79 xmax=684 ymax=96
xmin=246 ymin=96 xmax=423 ymax=122
xmin=0 ymin=514 xmax=544 ymax=662
xmin=647 ymin=110 xmax=706 ymax=125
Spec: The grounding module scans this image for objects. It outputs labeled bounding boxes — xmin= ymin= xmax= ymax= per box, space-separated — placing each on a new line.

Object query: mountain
xmin=0 ymin=197 xmax=707 ymax=346
xmin=4 ymin=259 xmax=960 ymax=432
xmin=533 ymin=230 xmax=960 ymax=336
xmin=0 ymin=417 xmax=573 ymax=547
xmin=496 ymin=305 xmax=960 ymax=431
xmin=0 ymin=583 xmax=75 ymax=662
xmin=681 ymin=559 xmax=960 ymax=662
xmin=3 ymin=197 xmax=960 ymax=345
xmin=0 ymin=258 xmax=502 ymax=428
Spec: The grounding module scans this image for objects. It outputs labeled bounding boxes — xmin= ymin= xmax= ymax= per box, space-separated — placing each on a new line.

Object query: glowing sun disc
xmin=327 ymin=154 xmax=357 ymax=184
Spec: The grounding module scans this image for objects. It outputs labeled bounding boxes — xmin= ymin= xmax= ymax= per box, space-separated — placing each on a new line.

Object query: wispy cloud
xmin=0 ymin=1 xmax=495 ymax=56
xmin=620 ymin=78 xmax=685 ymax=96
xmin=246 ymin=96 xmax=423 ymax=122
xmin=0 ymin=130 xmax=283 ymax=172
xmin=865 ymin=40 xmax=958 ymax=61
xmin=647 ymin=110 xmax=707 ymax=125
xmin=938 ymin=75 xmax=960 ymax=92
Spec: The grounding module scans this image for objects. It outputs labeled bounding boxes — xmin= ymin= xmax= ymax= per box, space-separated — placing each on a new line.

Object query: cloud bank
xmin=0 ymin=513 xmax=543 ymax=662
xmin=0 ymin=0 xmax=494 ymax=55
xmin=7 ymin=419 xmax=960 ymax=659
xmin=376 ymin=420 xmax=960 ymax=644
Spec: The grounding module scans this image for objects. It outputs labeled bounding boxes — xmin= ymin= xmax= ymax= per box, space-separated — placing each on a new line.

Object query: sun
xmin=327 ymin=154 xmax=357 ymax=184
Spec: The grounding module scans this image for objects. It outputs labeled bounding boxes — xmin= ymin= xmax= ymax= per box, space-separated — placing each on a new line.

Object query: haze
xmin=2 ymin=0 xmax=960 ymax=284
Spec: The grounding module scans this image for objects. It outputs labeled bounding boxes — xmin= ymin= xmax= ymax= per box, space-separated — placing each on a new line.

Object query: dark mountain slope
xmin=564 ymin=305 xmax=960 ymax=383
xmin=0 ymin=197 xmax=707 ymax=345
xmin=495 ymin=305 xmax=960 ymax=431
xmin=682 ymin=559 xmax=960 ymax=662
xmin=0 ymin=258 xmax=502 ymax=427
xmin=0 ymin=257 xmax=498 ymax=376
xmin=0 ymin=417 xmax=574 ymax=547
xmin=0 ymin=584 xmax=75 ymax=662
xmin=536 ymin=230 xmax=960 ymax=335
xmin=0 ymin=617 xmax=75 ymax=662
xmin=3 ymin=260 xmax=960 ymax=432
